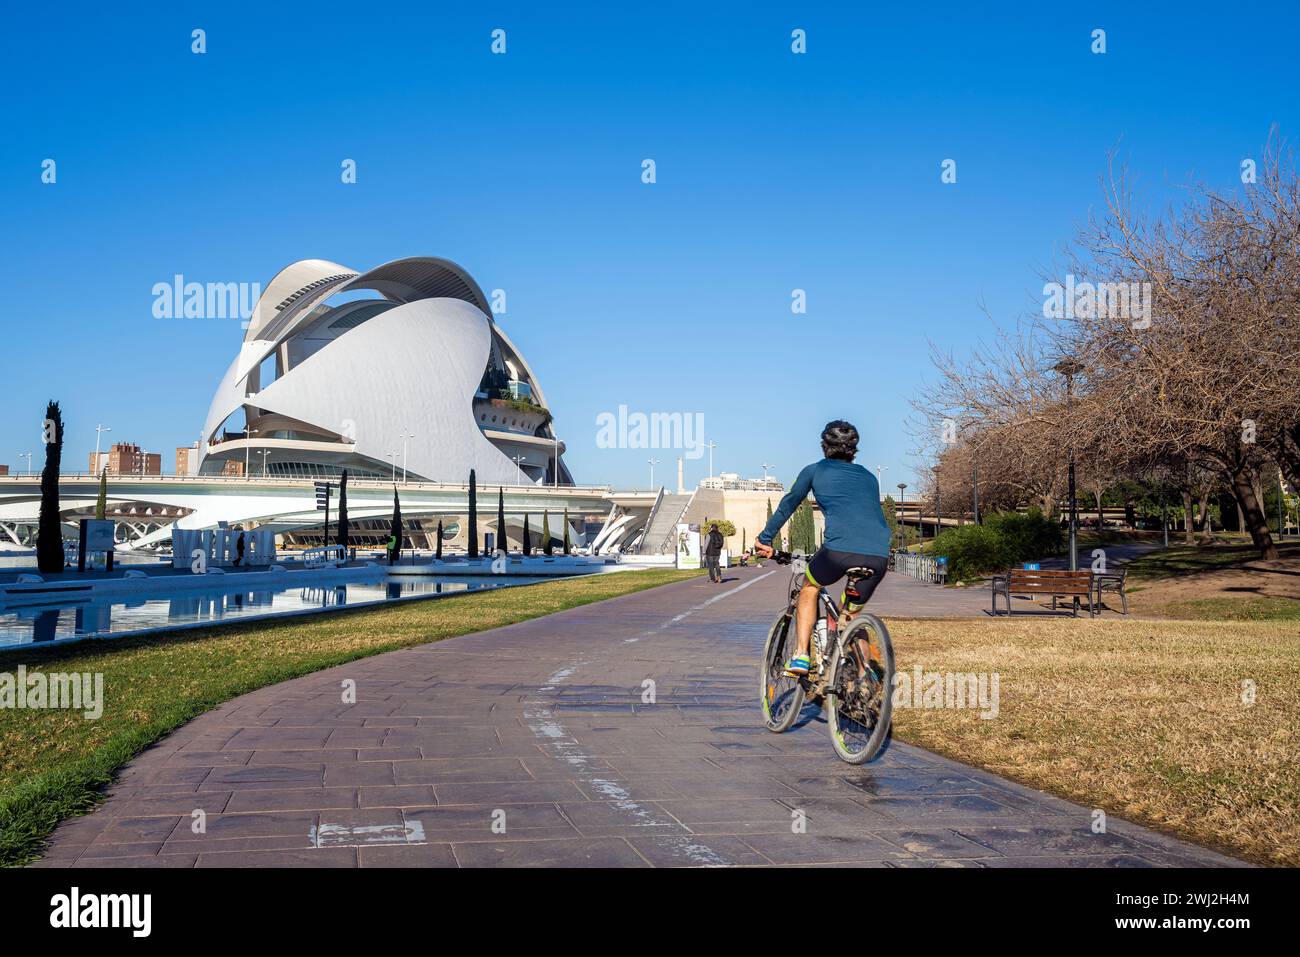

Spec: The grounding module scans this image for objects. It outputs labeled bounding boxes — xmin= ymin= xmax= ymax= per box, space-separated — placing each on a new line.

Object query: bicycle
xmin=760 ymin=550 xmax=895 ymax=764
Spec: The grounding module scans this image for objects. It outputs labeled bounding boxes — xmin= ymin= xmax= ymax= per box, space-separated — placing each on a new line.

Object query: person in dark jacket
xmin=234 ymin=530 xmax=245 ymax=567
xmin=702 ymin=522 xmax=725 ymax=583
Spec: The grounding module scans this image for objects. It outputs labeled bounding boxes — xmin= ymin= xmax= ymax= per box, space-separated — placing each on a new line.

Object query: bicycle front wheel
xmin=824 ymin=614 xmax=894 ymax=763
xmin=761 ymin=611 xmax=804 ymax=732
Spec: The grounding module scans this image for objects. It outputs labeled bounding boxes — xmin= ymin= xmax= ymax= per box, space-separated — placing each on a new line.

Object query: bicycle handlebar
xmin=769 ymin=550 xmax=795 ymax=565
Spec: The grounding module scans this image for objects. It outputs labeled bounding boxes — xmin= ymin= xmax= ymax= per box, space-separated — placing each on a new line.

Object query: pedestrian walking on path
xmin=703 ymin=522 xmax=725 ymax=583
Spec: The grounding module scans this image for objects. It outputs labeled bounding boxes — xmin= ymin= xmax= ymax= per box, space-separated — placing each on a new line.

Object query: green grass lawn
xmin=0 ymin=567 xmax=699 ymax=867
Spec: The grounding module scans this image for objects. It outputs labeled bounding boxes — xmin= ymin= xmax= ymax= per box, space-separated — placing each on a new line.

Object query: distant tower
xmin=677 ymin=456 xmax=685 ymax=494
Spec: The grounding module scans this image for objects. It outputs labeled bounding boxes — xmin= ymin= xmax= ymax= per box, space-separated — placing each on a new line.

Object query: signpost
xmin=78 ymin=519 xmax=116 ymax=572
xmin=315 ymin=481 xmax=333 ymax=545
xmin=674 ymin=523 xmax=701 ymax=570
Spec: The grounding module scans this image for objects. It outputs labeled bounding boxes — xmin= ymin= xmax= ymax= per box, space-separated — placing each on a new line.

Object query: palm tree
xmin=37 ymin=401 xmax=64 ymax=573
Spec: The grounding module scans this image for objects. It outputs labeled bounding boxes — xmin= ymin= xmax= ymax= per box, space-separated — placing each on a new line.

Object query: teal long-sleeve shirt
xmin=758 ymin=458 xmax=892 ymax=557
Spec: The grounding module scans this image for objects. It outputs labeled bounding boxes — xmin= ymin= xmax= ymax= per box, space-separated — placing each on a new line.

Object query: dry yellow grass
xmin=889 ymin=617 xmax=1300 ymax=865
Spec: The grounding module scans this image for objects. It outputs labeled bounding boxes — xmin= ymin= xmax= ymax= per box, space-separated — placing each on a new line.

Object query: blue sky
xmin=2 ymin=1 xmax=1296 ymax=491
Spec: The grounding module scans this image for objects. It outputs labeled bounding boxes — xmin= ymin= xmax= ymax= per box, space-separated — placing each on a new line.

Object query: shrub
xmin=925 ymin=523 xmax=1013 ymax=582
xmin=984 ymin=508 xmax=1062 ymax=562
xmin=699 ymin=519 xmax=736 ymax=537
xmin=925 ymin=509 xmax=1062 ymax=581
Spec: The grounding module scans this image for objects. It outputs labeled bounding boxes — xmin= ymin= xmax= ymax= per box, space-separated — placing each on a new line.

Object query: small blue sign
xmin=936 ymin=556 xmax=948 ymax=565
xmin=1023 ymin=562 xmax=1041 ymax=570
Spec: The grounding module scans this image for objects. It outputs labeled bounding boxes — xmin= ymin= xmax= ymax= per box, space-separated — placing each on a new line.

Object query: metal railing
xmin=0 ymin=473 xmax=613 ymax=492
xmin=303 ymin=545 xmax=347 ymax=569
xmin=891 ymin=550 xmax=947 ymax=585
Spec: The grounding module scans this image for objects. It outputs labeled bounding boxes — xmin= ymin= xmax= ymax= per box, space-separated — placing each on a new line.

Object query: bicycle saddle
xmin=845 ymin=567 xmax=876 ymax=579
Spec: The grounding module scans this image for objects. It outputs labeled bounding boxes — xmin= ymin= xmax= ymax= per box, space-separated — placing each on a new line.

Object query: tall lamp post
xmin=761 ymin=462 xmax=774 ymax=485
xmin=1053 ymin=357 xmax=1084 ymax=572
xmin=933 ymin=466 xmax=941 ymax=539
xmin=897 ymin=482 xmax=908 ymax=547
xmin=648 ymin=457 xmax=660 ymax=490
xmin=704 ymin=441 xmax=717 ymax=481
xmin=386 ymin=450 xmax=399 ymax=482
xmin=399 ymin=430 xmax=415 ymax=484
xmin=256 ymin=449 xmax=271 ymax=477
xmin=244 ymin=427 xmax=258 ymax=480
xmin=94 ymin=424 xmax=111 ymax=474
xmin=1279 ymin=469 xmax=1287 ymax=542
xmin=20 ymin=451 xmax=32 ymax=476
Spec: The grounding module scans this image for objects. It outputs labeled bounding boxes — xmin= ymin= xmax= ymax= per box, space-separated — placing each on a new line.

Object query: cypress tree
xmin=497 ymin=487 xmax=507 ymax=554
xmin=37 ymin=401 xmax=64 ymax=573
xmin=95 ymin=468 xmax=107 ymax=520
xmin=563 ymin=508 xmax=571 ymax=554
xmin=336 ymin=469 xmax=350 ymax=552
xmin=389 ymin=487 xmax=403 ymax=563
xmin=435 ymin=519 xmax=443 ymax=560
xmin=522 ymin=514 xmax=532 ymax=555
xmin=542 ymin=510 xmax=553 ymax=556
xmin=467 ymin=469 xmax=479 ymax=558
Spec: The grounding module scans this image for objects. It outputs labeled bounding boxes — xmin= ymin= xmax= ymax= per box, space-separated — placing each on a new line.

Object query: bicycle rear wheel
xmin=824 ymin=614 xmax=894 ymax=763
xmin=761 ymin=611 xmax=804 ymax=732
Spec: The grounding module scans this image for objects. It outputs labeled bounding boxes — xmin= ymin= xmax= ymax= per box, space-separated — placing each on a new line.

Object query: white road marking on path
xmin=660 ymin=570 xmax=777 ymax=629
xmin=520 ymin=647 xmax=733 ymax=865
xmin=310 ymin=821 xmax=426 ymax=848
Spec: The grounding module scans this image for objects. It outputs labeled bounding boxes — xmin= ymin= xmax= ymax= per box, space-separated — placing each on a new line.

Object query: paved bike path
xmin=36 ymin=566 xmax=1243 ymax=867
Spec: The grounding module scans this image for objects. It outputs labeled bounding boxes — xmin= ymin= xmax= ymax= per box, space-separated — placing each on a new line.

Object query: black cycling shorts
xmin=806 ymin=548 xmax=888 ymax=610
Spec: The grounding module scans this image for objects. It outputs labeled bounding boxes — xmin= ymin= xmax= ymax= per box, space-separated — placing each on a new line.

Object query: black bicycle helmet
xmin=820 ymin=420 xmax=859 ymax=461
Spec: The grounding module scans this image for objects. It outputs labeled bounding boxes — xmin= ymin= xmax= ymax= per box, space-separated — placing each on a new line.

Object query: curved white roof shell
xmin=199 ymin=256 xmax=567 ymax=486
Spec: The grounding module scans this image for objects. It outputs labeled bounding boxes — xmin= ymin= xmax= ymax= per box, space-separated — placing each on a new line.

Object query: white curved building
xmin=200 ymin=256 xmax=573 ymax=487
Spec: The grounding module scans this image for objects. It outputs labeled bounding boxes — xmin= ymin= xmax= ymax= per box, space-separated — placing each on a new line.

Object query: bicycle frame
xmin=781 ymin=558 xmax=865 ymax=698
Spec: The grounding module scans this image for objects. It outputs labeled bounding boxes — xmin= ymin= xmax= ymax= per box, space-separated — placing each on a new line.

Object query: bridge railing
xmin=0 ymin=473 xmax=613 ymax=493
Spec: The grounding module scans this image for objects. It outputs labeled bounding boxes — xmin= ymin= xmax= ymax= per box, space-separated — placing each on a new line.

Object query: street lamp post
xmin=933 ymin=467 xmax=941 ymax=539
xmin=399 ymin=430 xmax=415 ymax=484
xmin=1053 ymin=357 xmax=1084 ymax=573
xmin=971 ymin=460 xmax=980 ymax=525
xmin=648 ymin=457 xmax=660 ymax=490
xmin=20 ymin=451 xmax=32 ymax=476
xmin=244 ymin=427 xmax=258 ymax=480
xmin=1279 ymin=469 xmax=1287 ymax=542
xmin=386 ymin=450 xmax=399 ymax=482
xmin=761 ymin=462 xmax=774 ymax=484
xmin=704 ymin=441 xmax=717 ymax=481
xmin=256 ymin=449 xmax=271 ymax=477
xmin=897 ymin=482 xmax=908 ymax=546
xmin=94 ymin=424 xmax=111 ymax=473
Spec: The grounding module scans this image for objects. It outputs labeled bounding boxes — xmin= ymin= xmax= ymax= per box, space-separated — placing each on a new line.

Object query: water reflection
xmin=0 ymin=575 xmax=557 ymax=648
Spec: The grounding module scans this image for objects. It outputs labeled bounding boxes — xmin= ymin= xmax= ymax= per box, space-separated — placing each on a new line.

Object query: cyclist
xmin=752 ymin=421 xmax=891 ymax=676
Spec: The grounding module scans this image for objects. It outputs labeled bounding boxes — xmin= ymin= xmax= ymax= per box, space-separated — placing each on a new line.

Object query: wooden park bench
xmin=990 ymin=568 xmax=1096 ymax=617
